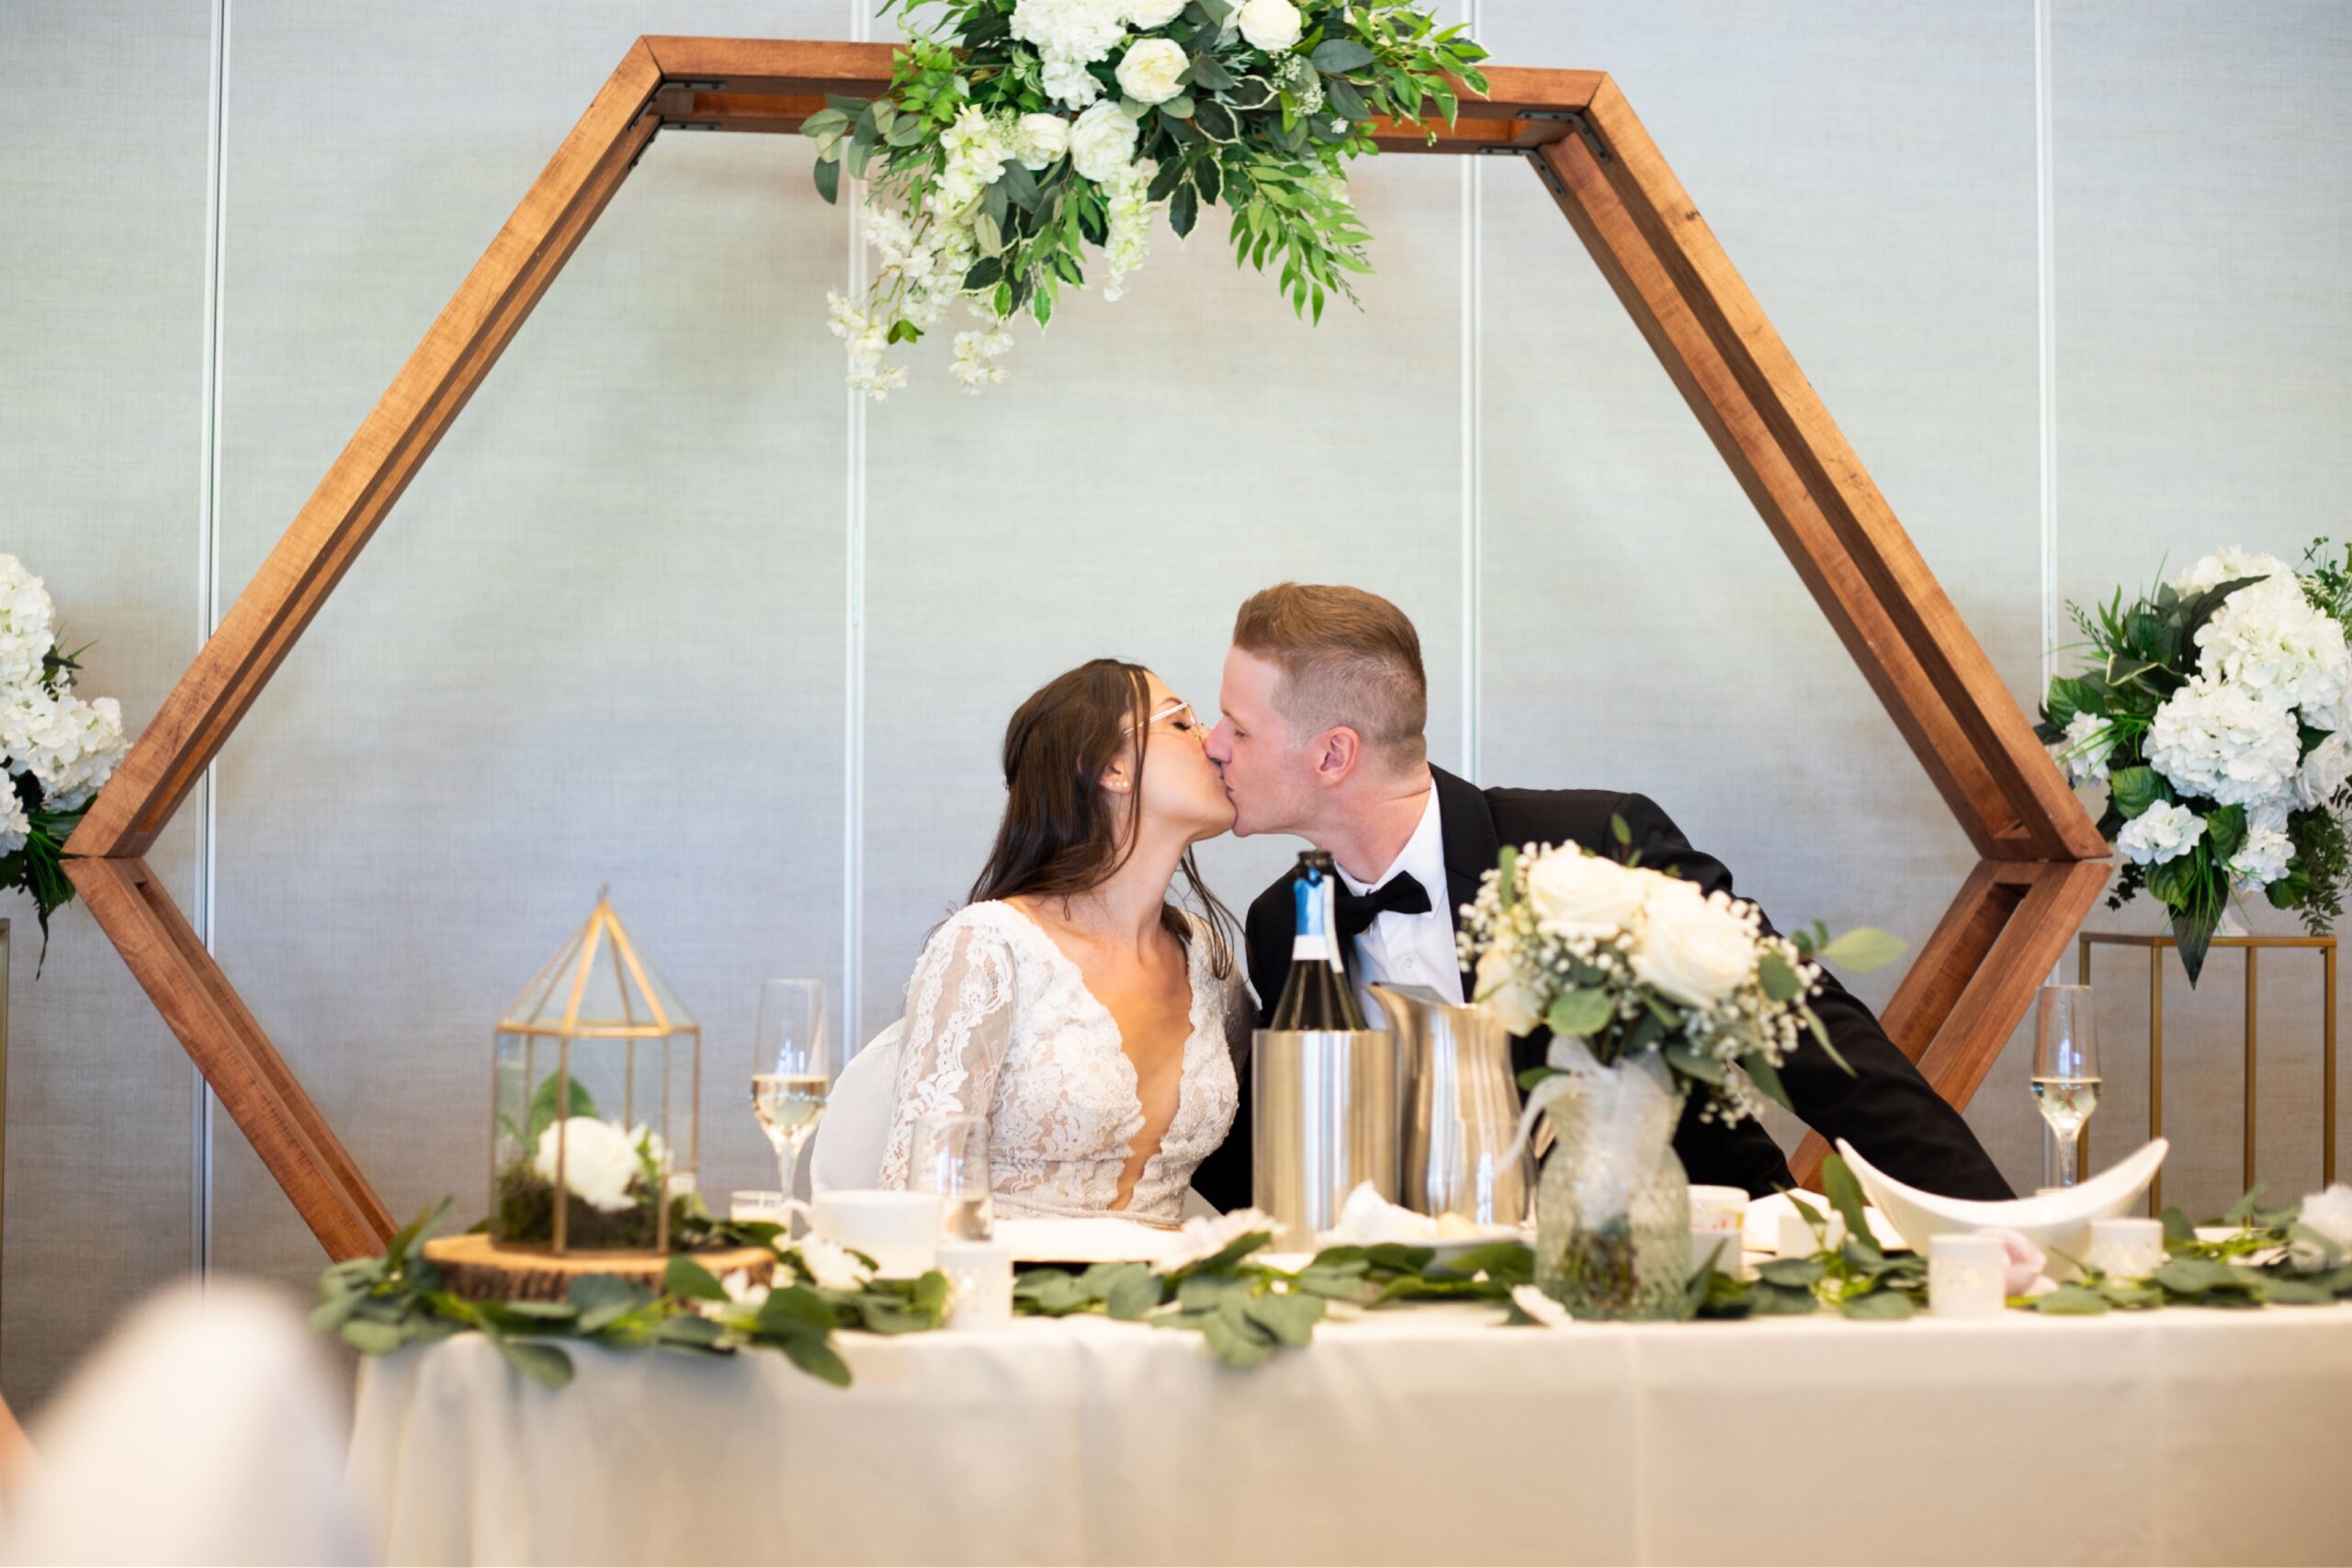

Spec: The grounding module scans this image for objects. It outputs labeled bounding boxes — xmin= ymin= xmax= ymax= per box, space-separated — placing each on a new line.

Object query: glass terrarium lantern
xmin=492 ymin=892 xmax=700 ymax=1254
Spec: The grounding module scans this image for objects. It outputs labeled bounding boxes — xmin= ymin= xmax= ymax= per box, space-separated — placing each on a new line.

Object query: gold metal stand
xmin=2078 ymin=931 xmax=2337 ymax=1215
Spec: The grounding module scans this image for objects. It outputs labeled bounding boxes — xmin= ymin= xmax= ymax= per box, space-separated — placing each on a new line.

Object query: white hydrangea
xmin=794 ymin=1236 xmax=875 ymax=1292
xmin=0 ymin=688 xmax=126 ymax=814
xmin=2193 ymin=575 xmax=2352 ymax=720
xmin=1012 ymin=0 xmax=1131 ymax=108
xmin=2228 ymin=825 xmax=2294 ymax=891
xmin=2290 ymin=1182 xmax=2352 ymax=1273
xmin=0 ymin=794 xmax=27 ymax=858
xmin=2146 ymin=676 xmax=2301 ymax=807
xmin=0 ymin=556 xmax=55 ymax=693
xmin=2114 ymin=800 xmax=2204 ymax=866
xmin=2172 ymin=547 xmax=2295 ymax=596
xmin=2056 ymin=710 xmax=2115 ymax=784
xmin=1125 ymin=0 xmax=1184 ymax=25
xmin=2295 ymin=729 xmax=2352 ymax=809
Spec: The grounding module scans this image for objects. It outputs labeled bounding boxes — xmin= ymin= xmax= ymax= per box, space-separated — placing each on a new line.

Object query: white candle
xmin=1928 ymin=1232 xmax=2008 ymax=1317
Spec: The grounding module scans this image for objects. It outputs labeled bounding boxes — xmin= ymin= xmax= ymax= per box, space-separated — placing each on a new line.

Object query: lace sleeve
xmin=876 ymin=917 xmax=1019 ymax=1190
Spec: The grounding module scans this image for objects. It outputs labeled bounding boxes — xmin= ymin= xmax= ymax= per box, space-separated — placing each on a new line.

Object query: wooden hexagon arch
xmin=63 ymin=37 xmax=2109 ymax=1258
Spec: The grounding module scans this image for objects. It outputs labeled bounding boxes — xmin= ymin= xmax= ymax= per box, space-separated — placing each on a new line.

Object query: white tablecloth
xmin=348 ymin=1303 xmax=2352 ymax=1566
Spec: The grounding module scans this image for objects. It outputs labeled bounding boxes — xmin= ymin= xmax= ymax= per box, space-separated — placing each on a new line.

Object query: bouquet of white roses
xmin=2040 ymin=541 xmax=2352 ymax=982
xmin=1457 ymin=834 xmax=1902 ymax=1129
xmin=805 ymin=0 xmax=1487 ymax=395
xmin=0 ymin=554 xmax=129 ymax=955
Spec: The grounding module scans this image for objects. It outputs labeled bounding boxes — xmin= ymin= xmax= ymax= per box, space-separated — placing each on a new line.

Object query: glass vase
xmin=1532 ymin=1051 xmax=1691 ymax=1320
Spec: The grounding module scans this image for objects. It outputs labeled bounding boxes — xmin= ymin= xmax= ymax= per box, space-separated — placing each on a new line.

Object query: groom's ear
xmin=1310 ymin=726 xmax=1363 ymax=789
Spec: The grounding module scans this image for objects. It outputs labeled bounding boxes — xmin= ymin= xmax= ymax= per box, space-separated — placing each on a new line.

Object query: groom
xmin=1188 ymin=581 xmax=2013 ymax=1213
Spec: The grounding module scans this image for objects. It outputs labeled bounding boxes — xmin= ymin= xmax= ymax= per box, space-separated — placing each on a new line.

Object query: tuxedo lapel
xmin=1430 ymin=765 xmax=1498 ymax=998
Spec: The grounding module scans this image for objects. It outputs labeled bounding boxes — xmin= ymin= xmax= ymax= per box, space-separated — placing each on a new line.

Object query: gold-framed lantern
xmin=492 ymin=891 xmax=699 ymax=1253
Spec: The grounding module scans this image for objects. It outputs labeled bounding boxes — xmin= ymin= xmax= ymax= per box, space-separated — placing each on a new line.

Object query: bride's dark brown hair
xmin=967 ymin=658 xmax=1236 ymax=978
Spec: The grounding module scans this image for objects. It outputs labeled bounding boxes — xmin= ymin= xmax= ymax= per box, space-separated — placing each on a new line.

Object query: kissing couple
xmin=849 ymin=581 xmax=2012 ymax=1224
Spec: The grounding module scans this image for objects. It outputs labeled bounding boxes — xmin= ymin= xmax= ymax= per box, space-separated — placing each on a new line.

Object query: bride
xmin=876 ymin=659 xmax=1250 ymax=1224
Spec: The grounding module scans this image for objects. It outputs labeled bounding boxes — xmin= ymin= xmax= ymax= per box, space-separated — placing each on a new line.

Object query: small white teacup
xmin=1689 ymin=1185 xmax=1747 ymax=1278
xmin=809 ymin=1190 xmax=941 ymax=1276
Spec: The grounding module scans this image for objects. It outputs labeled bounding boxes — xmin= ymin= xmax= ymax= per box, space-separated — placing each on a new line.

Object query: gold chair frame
xmin=62 ymin=38 xmax=2109 ymax=1257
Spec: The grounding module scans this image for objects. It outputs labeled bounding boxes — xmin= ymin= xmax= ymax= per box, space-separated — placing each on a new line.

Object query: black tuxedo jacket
xmin=1189 ymin=766 xmax=2013 ymax=1212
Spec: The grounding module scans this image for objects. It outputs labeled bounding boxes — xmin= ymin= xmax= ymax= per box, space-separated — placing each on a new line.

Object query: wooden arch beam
xmin=64 ymin=37 xmax=2106 ymax=1253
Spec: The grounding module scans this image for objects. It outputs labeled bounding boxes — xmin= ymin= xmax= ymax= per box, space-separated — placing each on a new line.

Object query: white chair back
xmin=803 ymin=1018 xmax=906 ymax=1197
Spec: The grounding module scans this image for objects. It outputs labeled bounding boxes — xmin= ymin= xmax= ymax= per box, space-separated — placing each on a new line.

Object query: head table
xmin=348 ymin=1299 xmax=2352 ymax=1566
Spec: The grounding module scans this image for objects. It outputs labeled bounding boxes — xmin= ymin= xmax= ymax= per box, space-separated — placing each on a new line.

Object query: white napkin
xmin=1320 ymin=1182 xmax=1497 ymax=1246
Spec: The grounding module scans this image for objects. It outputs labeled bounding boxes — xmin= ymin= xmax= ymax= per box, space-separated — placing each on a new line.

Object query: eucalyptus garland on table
xmin=804 ymin=0 xmax=1488 ymax=395
xmin=313 ymin=1201 xmax=950 ymax=1390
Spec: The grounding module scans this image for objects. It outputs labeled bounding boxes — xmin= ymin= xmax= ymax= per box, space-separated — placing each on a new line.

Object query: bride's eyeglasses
xmin=1128 ymin=697 xmax=1207 ymax=737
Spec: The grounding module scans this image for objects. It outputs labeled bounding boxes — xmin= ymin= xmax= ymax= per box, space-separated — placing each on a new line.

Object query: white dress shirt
xmin=1335 ymin=785 xmax=1464 ymax=1019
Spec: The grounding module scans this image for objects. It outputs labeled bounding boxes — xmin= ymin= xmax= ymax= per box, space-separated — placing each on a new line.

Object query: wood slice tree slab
xmin=422 ymin=1235 xmax=775 ymax=1303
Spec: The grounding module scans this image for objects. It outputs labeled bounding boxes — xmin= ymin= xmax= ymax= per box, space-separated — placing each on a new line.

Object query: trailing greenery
xmin=1013 ymin=1227 xmax=1532 ymax=1367
xmin=314 ymin=1201 xmax=947 ymax=1391
xmin=803 ymin=0 xmax=1487 ymax=392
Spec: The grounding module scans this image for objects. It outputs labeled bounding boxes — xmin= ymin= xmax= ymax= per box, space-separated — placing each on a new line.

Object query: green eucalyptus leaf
xmin=493 ymin=1337 xmax=576 ymax=1388
xmin=1813 ymin=929 xmax=1906 ymax=973
xmin=1839 ymin=1289 xmax=1915 ymax=1321
xmin=1545 ymin=989 xmax=1613 ymax=1039
xmin=1310 ymin=40 xmax=1375 ymax=72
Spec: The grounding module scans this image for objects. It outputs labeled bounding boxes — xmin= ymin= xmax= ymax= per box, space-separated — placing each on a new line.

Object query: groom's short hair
xmin=1232 ymin=583 xmax=1427 ymax=771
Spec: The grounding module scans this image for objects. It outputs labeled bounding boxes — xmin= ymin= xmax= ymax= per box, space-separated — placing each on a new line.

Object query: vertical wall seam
xmin=192 ymin=0 xmax=232 ymax=1280
xmin=2035 ymin=0 xmax=2058 ymax=696
xmin=842 ymin=0 xmax=870 ymax=1059
xmin=1458 ymin=1 xmax=1483 ymax=783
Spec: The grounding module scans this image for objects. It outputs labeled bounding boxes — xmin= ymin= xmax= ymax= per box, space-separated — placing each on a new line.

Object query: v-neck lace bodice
xmin=876 ymin=901 xmax=1249 ymax=1224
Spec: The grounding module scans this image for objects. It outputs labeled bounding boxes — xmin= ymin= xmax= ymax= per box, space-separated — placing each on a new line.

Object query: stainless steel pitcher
xmin=1251 ymin=1026 xmax=1397 ymax=1250
xmin=1370 ymin=983 xmax=1534 ymax=1226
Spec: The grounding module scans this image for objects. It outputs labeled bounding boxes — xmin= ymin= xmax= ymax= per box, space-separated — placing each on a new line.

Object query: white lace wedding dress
xmin=876 ymin=900 xmax=1250 ymax=1225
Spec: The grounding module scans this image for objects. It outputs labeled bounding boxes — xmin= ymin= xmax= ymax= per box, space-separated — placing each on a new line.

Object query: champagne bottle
xmin=1270 ymin=850 xmax=1369 ymax=1032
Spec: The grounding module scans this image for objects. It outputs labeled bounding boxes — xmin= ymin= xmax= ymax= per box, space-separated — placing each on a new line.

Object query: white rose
xmin=1523 ymin=848 xmax=1645 ymax=937
xmin=1069 ymin=100 xmax=1141 ymax=183
xmin=533 ymin=1117 xmax=643 ymax=1213
xmin=796 ymin=1236 xmax=875 ymax=1292
xmin=1238 ymin=0 xmax=1303 ymax=52
xmin=2295 ymin=730 xmax=2352 ymax=809
xmin=1472 ymin=939 xmax=1545 ymax=1037
xmin=1114 ymin=37 xmax=1189 ymax=105
xmin=2113 ymin=799 xmax=2204 ymax=866
xmin=1628 ymin=880 xmax=1757 ymax=1009
xmin=1010 ymin=112 xmax=1071 ymax=170
xmin=1125 ymin=0 xmax=1185 ymax=25
xmin=2290 ymin=1182 xmax=2352 ymax=1272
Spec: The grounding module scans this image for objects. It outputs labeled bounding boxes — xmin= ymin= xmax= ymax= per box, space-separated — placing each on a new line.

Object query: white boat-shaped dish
xmin=1835 ymin=1136 xmax=2169 ymax=1276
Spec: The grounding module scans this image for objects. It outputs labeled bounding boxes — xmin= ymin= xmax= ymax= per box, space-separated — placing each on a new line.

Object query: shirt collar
xmin=1336 ymin=784 xmax=1445 ymax=904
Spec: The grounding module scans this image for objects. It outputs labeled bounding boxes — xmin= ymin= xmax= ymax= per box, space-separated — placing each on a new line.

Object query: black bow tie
xmin=1333 ymin=872 xmax=1432 ymax=939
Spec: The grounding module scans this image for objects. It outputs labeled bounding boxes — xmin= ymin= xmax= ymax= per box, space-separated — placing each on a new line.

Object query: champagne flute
xmin=752 ymin=979 xmax=831 ymax=1198
xmin=2031 ymin=983 xmax=2100 ymax=1189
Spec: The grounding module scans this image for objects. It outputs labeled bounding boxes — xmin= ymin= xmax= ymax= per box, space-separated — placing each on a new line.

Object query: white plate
xmin=994 ymin=1216 xmax=1181 ymax=1267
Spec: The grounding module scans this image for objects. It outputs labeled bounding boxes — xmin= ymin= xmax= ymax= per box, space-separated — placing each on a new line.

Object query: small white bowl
xmin=1833 ymin=1136 xmax=2169 ymax=1279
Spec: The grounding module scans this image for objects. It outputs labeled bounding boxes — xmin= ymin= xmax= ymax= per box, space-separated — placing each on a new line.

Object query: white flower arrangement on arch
xmin=2041 ymin=541 xmax=2352 ymax=982
xmin=804 ymin=0 xmax=1487 ymax=396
